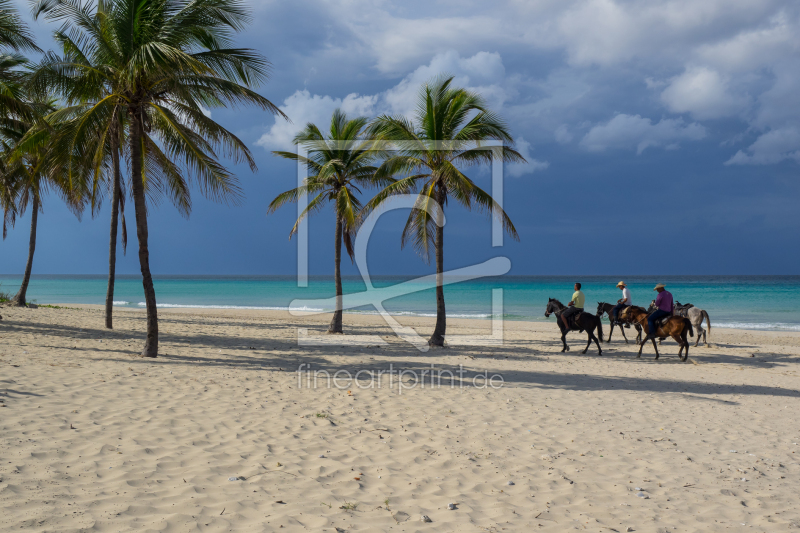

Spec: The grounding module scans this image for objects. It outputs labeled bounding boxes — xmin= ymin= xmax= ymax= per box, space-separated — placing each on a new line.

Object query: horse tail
xmin=685 ymin=317 xmax=694 ymax=337
xmin=597 ymin=315 xmax=604 ymax=342
xmin=702 ymin=310 xmax=711 ymax=333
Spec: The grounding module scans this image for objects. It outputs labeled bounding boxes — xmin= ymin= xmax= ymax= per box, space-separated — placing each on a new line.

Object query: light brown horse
xmin=626 ymin=307 xmax=694 ymax=361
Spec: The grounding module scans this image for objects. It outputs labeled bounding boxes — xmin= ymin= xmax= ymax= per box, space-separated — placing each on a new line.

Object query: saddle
xmin=674 ymin=301 xmax=693 ymax=318
xmin=657 ymin=315 xmax=672 ymax=327
xmin=564 ymin=312 xmax=585 ymax=332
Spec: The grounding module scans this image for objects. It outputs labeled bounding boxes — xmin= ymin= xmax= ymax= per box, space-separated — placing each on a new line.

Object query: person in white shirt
xmin=611 ymin=281 xmax=632 ymax=324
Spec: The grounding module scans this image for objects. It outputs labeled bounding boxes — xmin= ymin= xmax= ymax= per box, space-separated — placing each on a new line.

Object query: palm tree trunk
xmin=104 ymin=129 xmax=122 ymax=329
xmin=129 ymin=109 xmax=158 ymax=357
xmin=428 ymin=188 xmax=446 ymax=347
xmin=328 ymin=214 xmax=344 ymax=333
xmin=12 ymin=194 xmax=38 ymax=307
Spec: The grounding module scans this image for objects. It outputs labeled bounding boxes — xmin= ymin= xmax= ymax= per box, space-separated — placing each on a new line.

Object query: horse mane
xmin=549 ymin=298 xmax=565 ymax=307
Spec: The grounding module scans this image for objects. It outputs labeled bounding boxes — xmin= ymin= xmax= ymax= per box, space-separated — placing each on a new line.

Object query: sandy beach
xmin=1 ymin=304 xmax=800 ymax=532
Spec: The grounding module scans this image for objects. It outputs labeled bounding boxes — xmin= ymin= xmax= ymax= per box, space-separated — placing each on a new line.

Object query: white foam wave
xmin=129 ymin=302 xmax=494 ymax=318
xmin=347 ymin=309 xmax=492 ymax=319
xmin=136 ymin=302 xmax=325 ymax=312
xmin=112 ymin=301 xmax=130 ymax=305
xmin=714 ymin=322 xmax=800 ymax=332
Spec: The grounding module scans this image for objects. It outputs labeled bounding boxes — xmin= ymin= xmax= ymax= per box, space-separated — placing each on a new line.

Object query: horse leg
xmin=682 ymin=330 xmax=690 ymax=361
xmin=607 ymin=322 xmax=615 ymax=343
xmin=651 ymin=337 xmax=660 ymax=360
xmin=637 ymin=335 xmax=647 ymax=358
xmin=591 ymin=328 xmax=602 ymax=355
xmin=618 ymin=323 xmax=629 ymax=344
xmin=694 ymin=323 xmax=703 ymax=347
xmin=560 ymin=327 xmax=568 ymax=352
xmin=672 ymin=334 xmax=684 ymax=360
xmin=582 ymin=329 xmax=593 ymax=354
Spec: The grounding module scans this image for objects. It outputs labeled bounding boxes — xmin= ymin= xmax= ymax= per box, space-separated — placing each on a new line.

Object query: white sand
xmin=1 ymin=304 xmax=800 ymax=532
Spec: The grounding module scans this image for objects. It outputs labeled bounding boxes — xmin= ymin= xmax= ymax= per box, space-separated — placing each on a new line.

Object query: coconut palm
xmin=1 ymin=99 xmax=84 ymax=306
xmin=0 ymin=0 xmax=40 ymax=52
xmin=268 ymin=109 xmax=390 ymax=333
xmin=0 ymin=0 xmax=40 ymax=120
xmin=29 ymin=29 xmax=130 ymax=329
xmin=366 ymin=76 xmax=524 ymax=346
xmin=33 ymin=0 xmax=286 ymax=356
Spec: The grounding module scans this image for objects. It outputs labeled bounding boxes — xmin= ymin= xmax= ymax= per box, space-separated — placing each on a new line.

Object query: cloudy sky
xmin=2 ymin=0 xmax=799 ymax=276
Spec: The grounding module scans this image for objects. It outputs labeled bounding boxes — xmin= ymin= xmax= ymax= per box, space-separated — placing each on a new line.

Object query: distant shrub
xmin=0 ymin=284 xmax=10 ymax=302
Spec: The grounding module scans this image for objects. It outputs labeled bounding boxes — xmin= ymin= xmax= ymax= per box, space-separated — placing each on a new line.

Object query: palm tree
xmin=33 ymin=0 xmax=286 ymax=356
xmin=268 ymin=109 xmax=390 ymax=333
xmin=0 ymin=0 xmax=40 ymax=52
xmin=0 ymin=0 xmax=40 ymax=135
xmin=367 ymin=76 xmax=524 ymax=347
xmin=29 ymin=27 xmax=130 ymax=329
xmin=1 ymin=99 xmax=84 ymax=306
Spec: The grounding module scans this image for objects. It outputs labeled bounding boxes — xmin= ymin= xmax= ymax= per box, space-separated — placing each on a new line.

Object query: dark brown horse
xmin=595 ymin=302 xmax=643 ymax=344
xmin=626 ymin=306 xmax=694 ymax=361
xmin=545 ymin=298 xmax=604 ymax=355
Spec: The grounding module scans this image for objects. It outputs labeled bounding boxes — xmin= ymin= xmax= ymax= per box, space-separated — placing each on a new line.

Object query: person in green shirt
xmin=561 ymin=282 xmax=585 ymax=330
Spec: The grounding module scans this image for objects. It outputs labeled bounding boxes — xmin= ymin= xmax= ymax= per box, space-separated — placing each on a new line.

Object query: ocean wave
xmin=714 ymin=322 xmax=800 ymax=332
xmin=128 ymin=302 xmax=497 ymax=318
xmin=136 ymin=302 xmax=325 ymax=312
xmin=345 ymin=309 xmax=494 ymax=319
xmin=112 ymin=301 xmax=130 ymax=305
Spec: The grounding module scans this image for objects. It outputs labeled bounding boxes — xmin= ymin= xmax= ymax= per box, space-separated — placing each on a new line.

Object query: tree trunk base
xmin=427 ymin=334 xmax=446 ymax=347
xmin=328 ymin=310 xmax=343 ymax=334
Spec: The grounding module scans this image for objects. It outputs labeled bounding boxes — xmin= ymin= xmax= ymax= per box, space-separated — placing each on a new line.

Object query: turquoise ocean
xmin=1 ymin=275 xmax=799 ymax=331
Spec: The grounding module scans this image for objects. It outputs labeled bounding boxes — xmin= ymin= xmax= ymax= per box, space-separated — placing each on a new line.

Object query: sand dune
xmin=2 ymin=304 xmax=800 ymax=532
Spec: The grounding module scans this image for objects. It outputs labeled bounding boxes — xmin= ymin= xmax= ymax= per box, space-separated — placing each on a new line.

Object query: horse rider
xmin=647 ymin=283 xmax=674 ymax=336
xmin=561 ymin=282 xmax=585 ymax=330
xmin=611 ymin=281 xmax=632 ymax=325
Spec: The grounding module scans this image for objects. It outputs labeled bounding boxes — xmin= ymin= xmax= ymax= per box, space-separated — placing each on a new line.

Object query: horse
xmin=544 ymin=298 xmax=604 ymax=355
xmin=647 ymin=300 xmax=712 ymax=347
xmin=626 ymin=306 xmax=694 ymax=361
xmin=675 ymin=302 xmax=711 ymax=347
xmin=595 ymin=302 xmax=643 ymax=344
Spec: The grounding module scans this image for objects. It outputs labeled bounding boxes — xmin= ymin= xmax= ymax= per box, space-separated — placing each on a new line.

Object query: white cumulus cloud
xmin=580 ymin=114 xmax=706 ymax=154
xmin=660 ymin=66 xmax=750 ymax=120
xmin=725 ymin=127 xmax=800 ymax=165
xmin=259 ymin=51 xmax=520 ymax=151
xmin=256 ymin=91 xmax=377 ymax=149
xmin=506 ymin=137 xmax=549 ymax=177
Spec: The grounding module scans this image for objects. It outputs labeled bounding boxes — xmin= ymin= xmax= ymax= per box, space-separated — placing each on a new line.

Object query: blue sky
xmin=1 ymin=0 xmax=799 ymax=276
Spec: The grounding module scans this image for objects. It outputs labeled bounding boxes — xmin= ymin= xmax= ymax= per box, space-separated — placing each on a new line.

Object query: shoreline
xmin=43 ymin=302 xmax=800 ymax=338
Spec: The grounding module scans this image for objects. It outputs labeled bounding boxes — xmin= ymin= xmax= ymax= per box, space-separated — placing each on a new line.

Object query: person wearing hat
xmin=611 ymin=281 xmax=632 ymax=325
xmin=647 ymin=283 xmax=674 ymax=337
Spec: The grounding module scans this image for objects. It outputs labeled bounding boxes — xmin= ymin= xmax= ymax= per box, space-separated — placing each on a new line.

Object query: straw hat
xmin=616 ymin=281 xmax=626 ymax=288
xmin=653 ymin=283 xmax=666 ymax=291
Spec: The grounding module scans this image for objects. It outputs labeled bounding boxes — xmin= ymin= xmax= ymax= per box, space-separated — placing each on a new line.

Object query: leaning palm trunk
xmin=429 ymin=189 xmax=446 ymax=346
xmin=12 ymin=194 xmax=37 ymax=306
xmin=104 ymin=127 xmax=122 ymax=329
xmin=129 ymin=110 xmax=158 ymax=357
xmin=328 ymin=214 xmax=344 ymax=333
